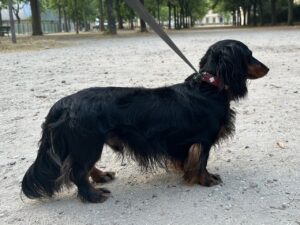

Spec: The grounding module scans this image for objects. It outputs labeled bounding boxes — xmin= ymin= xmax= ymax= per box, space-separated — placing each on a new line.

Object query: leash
xmin=123 ymin=0 xmax=199 ymax=75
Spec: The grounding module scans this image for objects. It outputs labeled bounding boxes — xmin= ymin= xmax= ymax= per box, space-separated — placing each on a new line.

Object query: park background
xmin=0 ymin=1 xmax=300 ymax=225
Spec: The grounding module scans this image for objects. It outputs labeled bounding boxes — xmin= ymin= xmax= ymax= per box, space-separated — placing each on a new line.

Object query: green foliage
xmin=42 ymin=0 xmax=98 ymax=22
xmin=189 ymin=0 xmax=209 ymax=19
xmin=211 ymin=0 xmax=297 ymax=25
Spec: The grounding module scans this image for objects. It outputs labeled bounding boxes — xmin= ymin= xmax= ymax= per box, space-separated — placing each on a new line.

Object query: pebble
xmin=249 ymin=182 xmax=258 ymax=189
xmin=270 ymin=203 xmax=288 ymax=210
xmin=225 ymin=204 xmax=232 ymax=210
xmin=9 ymin=161 xmax=16 ymax=166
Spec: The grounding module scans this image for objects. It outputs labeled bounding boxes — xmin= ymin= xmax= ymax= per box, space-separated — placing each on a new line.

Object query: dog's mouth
xmin=247 ymin=58 xmax=269 ymax=79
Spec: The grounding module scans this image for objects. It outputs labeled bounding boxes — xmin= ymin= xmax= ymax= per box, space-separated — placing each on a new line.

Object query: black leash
xmin=124 ymin=0 xmax=199 ymax=75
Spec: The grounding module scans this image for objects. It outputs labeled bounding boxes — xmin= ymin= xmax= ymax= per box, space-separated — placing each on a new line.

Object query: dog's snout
xmin=247 ymin=57 xmax=269 ymax=79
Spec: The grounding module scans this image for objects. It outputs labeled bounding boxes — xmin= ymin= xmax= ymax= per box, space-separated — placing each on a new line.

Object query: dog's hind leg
xmin=183 ymin=143 xmax=222 ymax=187
xmin=68 ymin=134 xmax=110 ymax=203
xmin=90 ymin=167 xmax=116 ymax=183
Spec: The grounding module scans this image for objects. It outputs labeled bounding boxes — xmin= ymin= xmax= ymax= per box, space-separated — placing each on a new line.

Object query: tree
xmin=98 ymin=0 xmax=105 ymax=31
xmin=140 ymin=0 xmax=147 ymax=32
xmin=287 ymin=0 xmax=294 ymax=25
xmin=30 ymin=0 xmax=43 ymax=35
xmin=258 ymin=0 xmax=264 ymax=25
xmin=271 ymin=0 xmax=277 ymax=25
xmin=123 ymin=3 xmax=135 ymax=29
xmin=43 ymin=0 xmax=63 ymax=32
xmin=106 ymin=0 xmax=116 ymax=34
xmin=8 ymin=0 xmax=16 ymax=43
xmin=0 ymin=2 xmax=3 ymax=37
xmin=115 ymin=0 xmax=124 ymax=29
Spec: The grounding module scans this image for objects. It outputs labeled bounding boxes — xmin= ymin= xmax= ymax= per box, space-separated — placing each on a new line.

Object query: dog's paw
xmin=79 ymin=188 xmax=111 ymax=203
xmin=90 ymin=167 xmax=116 ymax=183
xmin=91 ymin=171 xmax=116 ymax=183
xmin=198 ymin=172 xmax=222 ymax=187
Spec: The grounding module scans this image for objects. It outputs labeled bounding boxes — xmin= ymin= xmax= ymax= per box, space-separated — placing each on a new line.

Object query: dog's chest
xmin=216 ymin=108 xmax=236 ymax=142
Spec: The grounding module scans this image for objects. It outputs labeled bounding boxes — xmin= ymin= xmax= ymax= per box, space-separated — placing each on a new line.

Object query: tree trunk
xmin=157 ymin=0 xmax=160 ymax=24
xmin=63 ymin=7 xmax=69 ymax=32
xmin=83 ymin=9 xmax=88 ymax=32
xmin=237 ymin=8 xmax=241 ymax=26
xmin=129 ymin=8 xmax=134 ymax=30
xmin=180 ymin=3 xmax=184 ymax=28
xmin=253 ymin=0 xmax=257 ymax=26
xmin=174 ymin=5 xmax=177 ymax=29
xmin=140 ymin=0 xmax=147 ymax=32
xmin=99 ymin=0 xmax=105 ymax=31
xmin=185 ymin=2 xmax=189 ymax=28
xmin=116 ymin=0 xmax=124 ymax=29
xmin=287 ymin=0 xmax=294 ymax=25
xmin=241 ymin=7 xmax=246 ymax=26
xmin=130 ymin=18 xmax=134 ymax=30
xmin=232 ymin=10 xmax=236 ymax=26
xmin=58 ymin=4 xmax=62 ymax=32
xmin=30 ymin=0 xmax=43 ymax=35
xmin=106 ymin=0 xmax=117 ymax=34
xmin=8 ymin=0 xmax=17 ymax=43
xmin=168 ymin=2 xmax=171 ymax=29
xmin=13 ymin=3 xmax=22 ymax=24
xmin=68 ymin=17 xmax=71 ymax=32
xmin=246 ymin=6 xmax=251 ymax=26
xmin=0 ymin=6 xmax=3 ymax=37
xmin=258 ymin=0 xmax=264 ymax=25
xmin=74 ymin=0 xmax=79 ymax=34
xmin=271 ymin=0 xmax=277 ymax=26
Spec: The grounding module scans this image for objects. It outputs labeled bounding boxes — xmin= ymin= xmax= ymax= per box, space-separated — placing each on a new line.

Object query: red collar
xmin=200 ymin=72 xmax=222 ymax=88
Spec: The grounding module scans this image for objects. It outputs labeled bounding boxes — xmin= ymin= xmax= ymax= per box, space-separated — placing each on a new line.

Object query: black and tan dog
xmin=22 ymin=40 xmax=269 ymax=203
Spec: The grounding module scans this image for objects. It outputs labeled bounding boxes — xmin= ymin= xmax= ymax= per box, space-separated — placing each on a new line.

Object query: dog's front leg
xmin=183 ymin=143 xmax=222 ymax=186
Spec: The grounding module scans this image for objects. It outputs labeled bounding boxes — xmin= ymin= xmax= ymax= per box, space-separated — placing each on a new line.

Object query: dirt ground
xmin=0 ymin=27 xmax=299 ymax=225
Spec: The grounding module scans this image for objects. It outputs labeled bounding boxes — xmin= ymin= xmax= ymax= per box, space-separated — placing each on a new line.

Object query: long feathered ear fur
xmin=216 ymin=45 xmax=248 ymax=100
xmin=198 ymin=41 xmax=249 ymax=100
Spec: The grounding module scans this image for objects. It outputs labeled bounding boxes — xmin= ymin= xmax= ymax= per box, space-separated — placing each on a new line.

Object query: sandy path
xmin=0 ymin=27 xmax=299 ymax=225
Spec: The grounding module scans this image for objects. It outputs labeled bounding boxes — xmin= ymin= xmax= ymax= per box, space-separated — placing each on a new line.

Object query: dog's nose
xmin=263 ymin=66 xmax=269 ymax=75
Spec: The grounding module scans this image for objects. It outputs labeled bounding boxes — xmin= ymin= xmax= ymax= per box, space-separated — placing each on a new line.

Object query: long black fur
xmin=21 ymin=40 xmax=269 ymax=202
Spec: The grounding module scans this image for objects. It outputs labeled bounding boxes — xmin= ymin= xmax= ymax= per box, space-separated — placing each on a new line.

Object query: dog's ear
xmin=199 ymin=54 xmax=207 ymax=69
xmin=199 ymin=49 xmax=211 ymax=69
xmin=216 ymin=46 xmax=248 ymax=99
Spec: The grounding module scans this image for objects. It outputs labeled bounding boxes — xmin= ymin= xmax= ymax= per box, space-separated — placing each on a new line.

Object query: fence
xmin=1 ymin=21 xmax=61 ymax=35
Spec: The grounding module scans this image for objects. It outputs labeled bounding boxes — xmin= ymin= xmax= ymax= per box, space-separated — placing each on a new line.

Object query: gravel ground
xmin=0 ymin=27 xmax=299 ymax=225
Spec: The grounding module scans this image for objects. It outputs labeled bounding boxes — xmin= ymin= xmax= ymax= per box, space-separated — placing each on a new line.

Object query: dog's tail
xmin=21 ymin=103 xmax=69 ymax=199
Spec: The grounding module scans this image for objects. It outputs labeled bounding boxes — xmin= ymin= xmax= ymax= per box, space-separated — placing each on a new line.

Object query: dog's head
xmin=199 ymin=40 xmax=269 ymax=99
